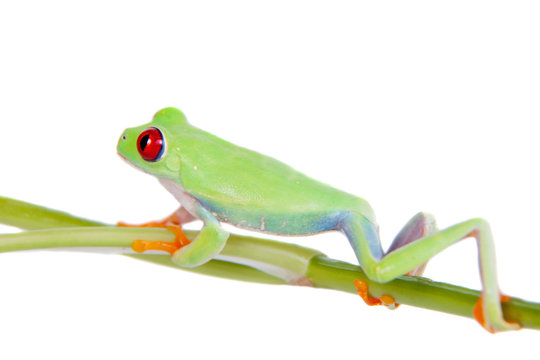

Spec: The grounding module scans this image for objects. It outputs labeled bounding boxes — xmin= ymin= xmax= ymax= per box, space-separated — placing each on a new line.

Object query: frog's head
xmin=117 ymin=107 xmax=188 ymax=180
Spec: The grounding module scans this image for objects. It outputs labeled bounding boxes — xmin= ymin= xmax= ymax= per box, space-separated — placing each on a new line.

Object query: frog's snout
xmin=117 ymin=131 xmax=129 ymax=158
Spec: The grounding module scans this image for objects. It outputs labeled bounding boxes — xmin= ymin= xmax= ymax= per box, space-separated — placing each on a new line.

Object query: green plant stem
xmin=0 ymin=227 xmax=287 ymax=284
xmin=1 ymin=195 xmax=539 ymax=330
xmin=0 ymin=196 xmax=321 ymax=284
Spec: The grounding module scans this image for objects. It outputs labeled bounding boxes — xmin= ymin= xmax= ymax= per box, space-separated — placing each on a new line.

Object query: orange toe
xmin=473 ymin=293 xmax=514 ymax=333
xmin=353 ymin=279 xmax=399 ymax=309
xmin=118 ymin=219 xmax=191 ymax=255
xmin=131 ymin=239 xmax=181 ymax=254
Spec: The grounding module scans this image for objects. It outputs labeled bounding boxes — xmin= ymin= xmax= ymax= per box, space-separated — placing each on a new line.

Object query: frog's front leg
xmin=118 ymin=206 xmax=195 ymax=254
xmin=129 ymin=203 xmax=228 ymax=267
xmin=170 ymin=203 xmax=229 ymax=268
xmin=343 ymin=212 xmax=520 ymax=333
xmin=121 ymin=200 xmax=226 ymax=267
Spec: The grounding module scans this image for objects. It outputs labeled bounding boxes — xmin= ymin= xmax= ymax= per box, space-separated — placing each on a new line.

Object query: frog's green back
xmin=149 ymin=109 xmax=375 ymax=231
xmin=118 ymin=108 xmax=376 ymax=235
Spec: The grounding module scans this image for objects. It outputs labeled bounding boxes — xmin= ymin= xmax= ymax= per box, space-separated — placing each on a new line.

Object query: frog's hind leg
xmin=342 ymin=212 xmax=520 ymax=332
xmin=387 ymin=212 xmax=437 ymax=276
xmin=353 ymin=212 xmax=437 ymax=308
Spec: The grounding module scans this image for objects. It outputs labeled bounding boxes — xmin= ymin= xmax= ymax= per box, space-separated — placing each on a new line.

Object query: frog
xmin=117 ymin=107 xmax=519 ymax=333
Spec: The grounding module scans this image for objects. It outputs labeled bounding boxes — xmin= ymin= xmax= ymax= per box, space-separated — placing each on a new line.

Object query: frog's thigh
xmin=386 ymin=212 xmax=438 ymax=276
xmin=340 ymin=212 xmax=384 ymax=265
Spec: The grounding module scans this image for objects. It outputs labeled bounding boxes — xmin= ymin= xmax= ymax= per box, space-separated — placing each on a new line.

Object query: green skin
xmin=117 ymin=107 xmax=519 ymax=333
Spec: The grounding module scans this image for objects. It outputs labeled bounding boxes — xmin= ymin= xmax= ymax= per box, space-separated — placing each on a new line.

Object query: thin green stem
xmin=0 ymin=196 xmax=104 ymax=229
xmin=0 ymin=226 xmax=168 ymax=251
xmin=1 ymin=195 xmax=539 ymax=330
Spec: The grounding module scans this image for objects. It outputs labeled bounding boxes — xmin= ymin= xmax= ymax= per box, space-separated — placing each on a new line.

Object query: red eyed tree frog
xmin=117 ymin=107 xmax=519 ymax=333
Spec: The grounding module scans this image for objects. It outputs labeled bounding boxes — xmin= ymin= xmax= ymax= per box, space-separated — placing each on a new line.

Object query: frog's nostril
xmin=122 ymin=135 xmax=126 ymax=140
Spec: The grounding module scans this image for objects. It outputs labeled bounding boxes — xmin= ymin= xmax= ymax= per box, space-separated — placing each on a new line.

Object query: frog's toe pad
xmin=353 ymin=279 xmax=399 ymax=310
xmin=473 ymin=294 xmax=521 ymax=333
xmin=132 ymin=239 xmax=180 ymax=254
xmin=130 ymin=225 xmax=191 ymax=255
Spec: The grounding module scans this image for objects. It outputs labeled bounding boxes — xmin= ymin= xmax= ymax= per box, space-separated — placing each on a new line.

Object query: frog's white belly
xmin=159 ymin=178 xmax=201 ymax=219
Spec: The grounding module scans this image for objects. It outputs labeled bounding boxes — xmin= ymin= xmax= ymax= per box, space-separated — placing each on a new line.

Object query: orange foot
xmin=118 ymin=220 xmax=191 ymax=255
xmin=353 ymin=279 xmax=399 ymax=310
xmin=473 ymin=294 xmax=519 ymax=333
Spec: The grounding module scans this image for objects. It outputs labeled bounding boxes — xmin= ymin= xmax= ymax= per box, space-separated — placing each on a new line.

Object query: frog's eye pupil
xmin=137 ymin=127 xmax=164 ymax=161
xmin=139 ymin=134 xmax=150 ymax=151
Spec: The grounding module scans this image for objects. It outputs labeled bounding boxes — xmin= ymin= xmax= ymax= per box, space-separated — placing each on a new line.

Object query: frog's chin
xmin=117 ymin=152 xmax=148 ymax=174
xmin=117 ymin=151 xmax=176 ymax=180
xmin=117 ymin=152 xmax=127 ymax=162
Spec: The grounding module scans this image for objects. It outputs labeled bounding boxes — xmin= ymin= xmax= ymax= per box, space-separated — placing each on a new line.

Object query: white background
xmin=1 ymin=1 xmax=539 ymax=359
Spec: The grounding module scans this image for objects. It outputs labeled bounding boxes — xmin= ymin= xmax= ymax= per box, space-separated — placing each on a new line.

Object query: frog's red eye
xmin=137 ymin=127 xmax=164 ymax=161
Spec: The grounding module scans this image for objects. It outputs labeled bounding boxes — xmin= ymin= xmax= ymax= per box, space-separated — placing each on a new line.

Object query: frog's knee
xmin=362 ymin=263 xmax=386 ymax=283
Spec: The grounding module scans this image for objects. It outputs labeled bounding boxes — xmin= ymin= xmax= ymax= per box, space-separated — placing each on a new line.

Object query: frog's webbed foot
xmin=130 ymin=225 xmax=191 ymax=255
xmin=119 ymin=204 xmax=228 ymax=268
xmin=117 ymin=208 xmax=192 ymax=255
xmin=353 ymin=279 xmax=399 ymax=310
xmin=473 ymin=294 xmax=521 ymax=333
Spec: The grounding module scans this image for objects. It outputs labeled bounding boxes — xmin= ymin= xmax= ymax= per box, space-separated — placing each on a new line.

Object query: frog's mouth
xmin=118 ymin=150 xmax=168 ymax=179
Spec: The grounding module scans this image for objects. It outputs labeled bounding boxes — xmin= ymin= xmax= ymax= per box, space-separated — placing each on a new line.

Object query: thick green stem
xmin=0 ymin=227 xmax=288 ymax=284
xmin=0 ymin=196 xmax=319 ymax=284
xmin=1 ymin=195 xmax=540 ymax=330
